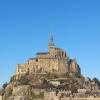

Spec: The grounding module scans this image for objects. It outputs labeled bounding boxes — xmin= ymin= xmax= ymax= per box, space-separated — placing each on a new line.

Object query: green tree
xmin=19 ymin=75 xmax=29 ymax=85
xmin=2 ymin=82 xmax=8 ymax=89
xmin=9 ymin=76 xmax=14 ymax=82
xmin=93 ymin=78 xmax=100 ymax=85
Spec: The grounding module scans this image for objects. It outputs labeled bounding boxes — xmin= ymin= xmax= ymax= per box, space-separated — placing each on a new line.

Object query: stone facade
xmin=15 ymin=33 xmax=80 ymax=77
xmin=0 ymin=96 xmax=2 ymax=100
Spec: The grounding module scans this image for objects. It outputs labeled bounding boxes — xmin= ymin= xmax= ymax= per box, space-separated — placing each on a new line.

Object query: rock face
xmin=12 ymin=85 xmax=30 ymax=100
xmin=15 ymin=33 xmax=81 ymax=79
xmin=4 ymin=85 xmax=30 ymax=100
xmin=12 ymin=85 xmax=30 ymax=96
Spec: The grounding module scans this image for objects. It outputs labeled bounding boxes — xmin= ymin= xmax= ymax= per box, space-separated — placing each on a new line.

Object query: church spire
xmin=49 ymin=32 xmax=54 ymax=46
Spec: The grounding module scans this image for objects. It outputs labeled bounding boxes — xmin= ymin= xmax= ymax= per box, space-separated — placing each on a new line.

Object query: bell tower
xmin=48 ymin=32 xmax=54 ymax=52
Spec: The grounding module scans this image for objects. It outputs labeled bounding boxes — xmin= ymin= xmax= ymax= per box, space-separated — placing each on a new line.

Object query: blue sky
xmin=0 ymin=0 xmax=100 ymax=87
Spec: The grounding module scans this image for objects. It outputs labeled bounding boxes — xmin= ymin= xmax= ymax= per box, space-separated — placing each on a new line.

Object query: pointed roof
xmin=49 ymin=32 xmax=54 ymax=46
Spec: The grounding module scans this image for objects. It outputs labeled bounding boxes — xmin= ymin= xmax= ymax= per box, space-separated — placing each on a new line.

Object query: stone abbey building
xmin=15 ymin=33 xmax=81 ymax=76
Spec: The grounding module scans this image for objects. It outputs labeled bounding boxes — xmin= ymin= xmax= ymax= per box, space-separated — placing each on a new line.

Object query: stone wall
xmin=12 ymin=85 xmax=30 ymax=96
xmin=0 ymin=96 xmax=2 ymax=100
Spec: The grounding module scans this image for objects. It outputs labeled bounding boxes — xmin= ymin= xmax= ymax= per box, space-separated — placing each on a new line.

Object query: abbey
xmin=15 ymin=33 xmax=81 ymax=76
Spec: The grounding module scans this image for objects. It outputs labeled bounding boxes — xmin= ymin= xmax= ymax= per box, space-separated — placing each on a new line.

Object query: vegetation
xmin=93 ymin=78 xmax=100 ymax=85
xmin=9 ymin=76 xmax=15 ymax=83
xmin=19 ymin=75 xmax=29 ymax=85
xmin=2 ymin=82 xmax=8 ymax=89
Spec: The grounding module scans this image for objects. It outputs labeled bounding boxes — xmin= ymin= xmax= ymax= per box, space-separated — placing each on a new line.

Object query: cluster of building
xmin=15 ymin=33 xmax=80 ymax=79
xmin=44 ymin=90 xmax=100 ymax=100
xmin=44 ymin=78 xmax=100 ymax=100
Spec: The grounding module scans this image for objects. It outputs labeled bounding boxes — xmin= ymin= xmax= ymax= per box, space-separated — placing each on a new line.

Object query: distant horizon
xmin=0 ymin=0 xmax=100 ymax=87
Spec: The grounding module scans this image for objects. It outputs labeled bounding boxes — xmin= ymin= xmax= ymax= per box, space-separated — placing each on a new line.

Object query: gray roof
xmin=36 ymin=52 xmax=48 ymax=55
xmin=29 ymin=58 xmax=36 ymax=60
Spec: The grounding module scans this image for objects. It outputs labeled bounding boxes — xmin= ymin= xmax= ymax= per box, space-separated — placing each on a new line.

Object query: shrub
xmin=2 ymin=82 xmax=8 ymax=89
xmin=19 ymin=75 xmax=29 ymax=85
